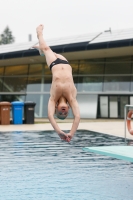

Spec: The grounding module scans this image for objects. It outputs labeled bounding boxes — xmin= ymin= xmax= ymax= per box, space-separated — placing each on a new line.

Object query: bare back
xmin=50 ymin=63 xmax=77 ymax=104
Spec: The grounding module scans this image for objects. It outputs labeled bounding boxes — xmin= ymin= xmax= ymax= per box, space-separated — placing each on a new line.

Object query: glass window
xmin=106 ymin=56 xmax=131 ymax=62
xmin=104 ymin=76 xmax=130 ymax=91
xmin=0 ymin=67 xmax=4 ymax=75
xmin=25 ymin=93 xmax=50 ymax=117
xmin=77 ymin=76 xmax=103 ymax=92
xmin=120 ymin=96 xmax=129 ymax=118
xmin=29 ymin=64 xmax=43 ymax=75
xmin=78 ymin=60 xmax=104 ymax=75
xmin=0 ymin=77 xmax=4 ymax=91
xmin=105 ymin=63 xmax=131 ymax=74
xmin=44 ymin=64 xmax=52 ymax=75
xmin=1 ymin=95 xmax=26 ymax=102
xmin=27 ymin=76 xmax=42 ymax=92
xmin=43 ymin=76 xmax=52 ymax=92
xmin=2 ymin=77 xmax=27 ymax=92
xmin=130 ymin=76 xmax=133 ymax=91
xmin=5 ymin=65 xmax=28 ymax=76
xmin=131 ymin=63 xmax=133 ymax=74
xmin=42 ymin=94 xmax=50 ymax=117
xmin=69 ymin=61 xmax=79 ymax=74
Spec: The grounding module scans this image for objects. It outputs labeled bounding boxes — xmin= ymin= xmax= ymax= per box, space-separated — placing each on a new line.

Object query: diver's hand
xmin=66 ymin=133 xmax=73 ymax=142
xmin=58 ymin=131 xmax=70 ymax=142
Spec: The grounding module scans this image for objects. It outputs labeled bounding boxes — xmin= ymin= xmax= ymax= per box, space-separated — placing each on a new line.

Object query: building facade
xmin=0 ymin=28 xmax=133 ymax=119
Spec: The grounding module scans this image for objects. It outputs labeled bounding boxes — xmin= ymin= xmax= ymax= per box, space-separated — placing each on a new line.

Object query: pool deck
xmin=0 ymin=118 xmax=133 ymax=140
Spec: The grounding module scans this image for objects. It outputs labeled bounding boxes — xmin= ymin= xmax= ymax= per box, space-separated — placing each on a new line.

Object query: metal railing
xmin=124 ymin=104 xmax=133 ymax=144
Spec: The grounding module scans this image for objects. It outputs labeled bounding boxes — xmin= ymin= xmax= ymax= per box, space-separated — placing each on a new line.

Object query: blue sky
xmin=0 ymin=0 xmax=133 ymax=43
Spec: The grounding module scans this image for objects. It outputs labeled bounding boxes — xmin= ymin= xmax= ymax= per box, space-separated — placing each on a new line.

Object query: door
xmin=109 ymin=96 xmax=118 ymax=118
xmin=77 ymin=94 xmax=98 ymax=118
xmin=130 ymin=96 xmax=133 ymax=105
xmin=120 ymin=96 xmax=129 ymax=118
xmin=100 ymin=96 xmax=108 ymax=117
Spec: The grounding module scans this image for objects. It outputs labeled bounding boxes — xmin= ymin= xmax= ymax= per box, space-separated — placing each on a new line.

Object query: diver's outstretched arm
xmin=48 ymin=98 xmax=70 ymax=142
xmin=67 ymin=99 xmax=80 ymax=140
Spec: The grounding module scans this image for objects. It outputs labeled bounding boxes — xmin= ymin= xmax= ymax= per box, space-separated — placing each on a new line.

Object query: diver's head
xmin=55 ymin=97 xmax=69 ymax=120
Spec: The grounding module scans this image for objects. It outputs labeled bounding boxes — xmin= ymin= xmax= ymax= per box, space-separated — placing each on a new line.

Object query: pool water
xmin=0 ymin=130 xmax=133 ymax=200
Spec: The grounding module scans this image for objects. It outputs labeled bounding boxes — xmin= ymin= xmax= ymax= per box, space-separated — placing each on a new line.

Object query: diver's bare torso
xmin=50 ymin=64 xmax=77 ymax=104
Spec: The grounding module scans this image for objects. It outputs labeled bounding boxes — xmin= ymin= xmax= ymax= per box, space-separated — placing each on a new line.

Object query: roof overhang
xmin=0 ymin=45 xmax=133 ymax=66
xmin=0 ymin=37 xmax=133 ymax=66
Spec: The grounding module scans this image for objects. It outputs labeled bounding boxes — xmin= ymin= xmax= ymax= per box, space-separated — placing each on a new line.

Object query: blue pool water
xmin=0 ymin=130 xmax=133 ymax=200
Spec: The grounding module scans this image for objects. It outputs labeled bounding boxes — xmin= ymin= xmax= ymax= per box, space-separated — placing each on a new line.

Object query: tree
xmin=0 ymin=26 xmax=15 ymax=45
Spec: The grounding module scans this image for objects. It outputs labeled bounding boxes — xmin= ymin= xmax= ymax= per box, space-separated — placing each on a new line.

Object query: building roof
xmin=0 ymin=27 xmax=133 ymax=59
xmin=90 ymin=28 xmax=133 ymax=43
xmin=0 ymin=41 xmax=36 ymax=54
xmin=0 ymin=31 xmax=101 ymax=54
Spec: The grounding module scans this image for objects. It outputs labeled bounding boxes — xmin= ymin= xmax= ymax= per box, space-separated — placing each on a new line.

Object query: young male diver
xmin=34 ymin=25 xmax=80 ymax=142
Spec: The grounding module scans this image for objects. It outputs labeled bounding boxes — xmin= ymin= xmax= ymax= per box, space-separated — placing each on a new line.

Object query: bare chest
xmin=50 ymin=79 xmax=76 ymax=101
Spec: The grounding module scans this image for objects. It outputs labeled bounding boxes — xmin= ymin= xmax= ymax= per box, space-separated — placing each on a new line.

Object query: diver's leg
xmin=54 ymin=53 xmax=68 ymax=61
xmin=35 ymin=25 xmax=56 ymax=67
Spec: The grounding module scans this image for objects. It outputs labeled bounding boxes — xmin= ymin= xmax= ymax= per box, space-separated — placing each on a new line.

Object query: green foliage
xmin=0 ymin=26 xmax=15 ymax=45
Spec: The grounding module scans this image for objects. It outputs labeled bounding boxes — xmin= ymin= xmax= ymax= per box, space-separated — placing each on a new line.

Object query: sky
xmin=0 ymin=0 xmax=133 ymax=43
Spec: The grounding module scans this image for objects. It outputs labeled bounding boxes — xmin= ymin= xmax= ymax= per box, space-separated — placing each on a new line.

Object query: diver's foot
xmin=36 ymin=24 xmax=44 ymax=39
xmin=32 ymin=45 xmax=44 ymax=56
xmin=36 ymin=47 xmax=44 ymax=56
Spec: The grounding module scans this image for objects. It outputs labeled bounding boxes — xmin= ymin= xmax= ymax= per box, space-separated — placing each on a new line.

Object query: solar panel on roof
xmin=0 ymin=27 xmax=133 ymax=54
xmin=0 ymin=31 xmax=100 ymax=54
xmin=90 ymin=28 xmax=133 ymax=44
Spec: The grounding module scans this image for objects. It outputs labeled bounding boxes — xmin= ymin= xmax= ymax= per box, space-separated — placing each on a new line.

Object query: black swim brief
xmin=49 ymin=58 xmax=69 ymax=70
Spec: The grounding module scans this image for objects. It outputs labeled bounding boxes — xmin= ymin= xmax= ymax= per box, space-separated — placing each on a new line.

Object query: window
xmin=27 ymin=76 xmax=42 ymax=92
xmin=0 ymin=67 xmax=4 ymax=75
xmin=104 ymin=76 xmax=130 ymax=91
xmin=5 ymin=65 xmax=28 ymax=75
xmin=29 ymin=64 xmax=43 ymax=75
xmin=69 ymin=61 xmax=79 ymax=74
xmin=77 ymin=76 xmax=103 ymax=92
xmin=2 ymin=77 xmax=27 ymax=92
xmin=43 ymin=76 xmax=52 ymax=92
xmin=105 ymin=63 xmax=131 ymax=74
xmin=78 ymin=60 xmax=104 ymax=75
xmin=26 ymin=93 xmax=50 ymax=117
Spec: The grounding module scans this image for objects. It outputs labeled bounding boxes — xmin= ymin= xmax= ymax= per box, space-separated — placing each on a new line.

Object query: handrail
xmin=124 ymin=104 xmax=133 ymax=144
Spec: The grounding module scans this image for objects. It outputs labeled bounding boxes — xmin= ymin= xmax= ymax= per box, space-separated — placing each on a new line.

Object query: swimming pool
xmin=0 ymin=130 xmax=133 ymax=200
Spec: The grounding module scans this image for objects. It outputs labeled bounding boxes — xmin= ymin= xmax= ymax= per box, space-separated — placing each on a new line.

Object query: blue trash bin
xmin=11 ymin=101 xmax=24 ymax=124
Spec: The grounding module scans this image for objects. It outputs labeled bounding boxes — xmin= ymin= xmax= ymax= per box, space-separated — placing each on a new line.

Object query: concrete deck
xmin=0 ymin=119 xmax=133 ymax=140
